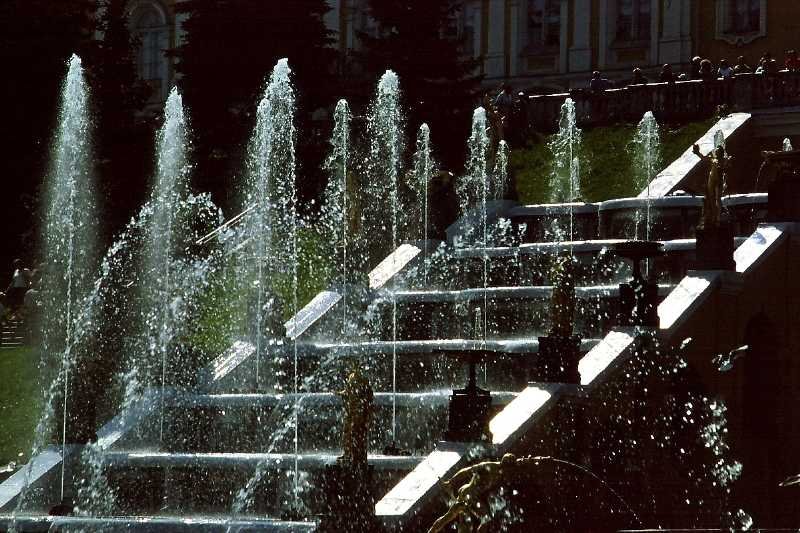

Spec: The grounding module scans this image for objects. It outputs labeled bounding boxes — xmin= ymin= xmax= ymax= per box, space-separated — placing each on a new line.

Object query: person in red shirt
xmin=784 ymin=50 xmax=800 ymax=71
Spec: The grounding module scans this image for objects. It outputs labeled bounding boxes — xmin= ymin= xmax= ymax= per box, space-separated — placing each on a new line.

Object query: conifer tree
xmin=357 ymin=0 xmax=482 ymax=170
xmin=173 ymin=0 xmax=338 ymax=208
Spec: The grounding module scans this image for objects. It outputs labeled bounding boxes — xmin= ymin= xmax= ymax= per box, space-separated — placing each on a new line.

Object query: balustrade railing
xmin=526 ymin=71 xmax=800 ymax=132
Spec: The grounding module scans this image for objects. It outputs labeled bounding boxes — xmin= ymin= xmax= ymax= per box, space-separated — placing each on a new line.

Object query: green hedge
xmin=511 ymin=118 xmax=716 ymax=204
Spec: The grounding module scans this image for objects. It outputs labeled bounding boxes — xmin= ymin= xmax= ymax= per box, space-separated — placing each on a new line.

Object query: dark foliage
xmin=172 ymin=0 xmax=338 ymax=213
xmin=356 ymin=0 xmax=483 ymax=172
xmin=0 ymin=0 xmax=96 ymax=273
xmin=83 ymin=0 xmax=153 ymax=246
xmin=0 ymin=0 xmax=153 ymax=273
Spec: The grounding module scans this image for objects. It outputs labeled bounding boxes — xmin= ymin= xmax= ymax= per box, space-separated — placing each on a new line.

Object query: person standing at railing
xmin=756 ymin=51 xmax=778 ymax=75
xmin=689 ymin=56 xmax=702 ymax=80
xmin=718 ymin=59 xmax=734 ymax=79
xmin=630 ymin=67 xmax=648 ymax=85
xmin=733 ymin=55 xmax=752 ymax=75
xmin=699 ymin=59 xmax=716 ymax=82
xmin=589 ymin=70 xmax=612 ymax=92
xmin=659 ymin=63 xmax=676 ymax=83
xmin=784 ymin=50 xmax=800 ymax=72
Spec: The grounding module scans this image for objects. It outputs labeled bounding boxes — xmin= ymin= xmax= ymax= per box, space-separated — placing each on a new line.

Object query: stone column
xmin=659 ymin=0 xmax=693 ymax=65
xmin=597 ymin=0 xmax=609 ymax=69
xmin=569 ymin=0 xmax=593 ymax=73
xmin=559 ymin=0 xmax=569 ymax=73
xmin=508 ymin=0 xmax=520 ymax=76
xmin=650 ymin=0 xmax=660 ymax=64
xmin=486 ymin=0 xmax=507 ymax=78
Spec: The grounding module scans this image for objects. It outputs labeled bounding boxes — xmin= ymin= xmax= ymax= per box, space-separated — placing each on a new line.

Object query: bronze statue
xmin=428 ymin=453 xmax=518 ymax=533
xmin=549 ymin=251 xmax=576 ymax=338
xmin=429 ymin=455 xmax=641 ymax=532
xmin=337 ymin=365 xmax=373 ymax=467
xmin=693 ymin=143 xmax=730 ymax=229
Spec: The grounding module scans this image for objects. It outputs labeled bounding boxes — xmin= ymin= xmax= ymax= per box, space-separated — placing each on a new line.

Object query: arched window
xmin=130 ymin=1 xmax=169 ymax=101
xmin=526 ymin=0 xmax=561 ymax=50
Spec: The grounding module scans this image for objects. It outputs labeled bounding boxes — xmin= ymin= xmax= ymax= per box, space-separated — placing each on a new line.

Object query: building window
xmin=715 ymin=0 xmax=767 ymax=45
xmin=724 ymin=0 xmax=761 ymax=33
xmin=526 ymin=0 xmax=560 ymax=51
xmin=130 ymin=1 xmax=169 ymax=100
xmin=445 ymin=3 xmax=477 ymax=57
xmin=615 ymin=0 xmax=650 ymax=42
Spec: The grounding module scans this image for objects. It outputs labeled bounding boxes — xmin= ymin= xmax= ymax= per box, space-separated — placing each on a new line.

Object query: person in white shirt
xmin=6 ymin=259 xmax=31 ymax=310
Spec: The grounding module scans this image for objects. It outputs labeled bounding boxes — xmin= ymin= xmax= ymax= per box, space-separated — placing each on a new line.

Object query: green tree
xmin=173 ymin=0 xmax=338 ymax=211
xmin=0 ymin=0 xmax=96 ymax=271
xmin=84 ymin=0 xmax=153 ymax=242
xmin=357 ymin=0 xmax=482 ymax=171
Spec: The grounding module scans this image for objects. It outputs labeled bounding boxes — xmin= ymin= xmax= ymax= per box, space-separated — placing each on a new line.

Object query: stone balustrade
xmin=526 ymin=71 xmax=800 ymax=132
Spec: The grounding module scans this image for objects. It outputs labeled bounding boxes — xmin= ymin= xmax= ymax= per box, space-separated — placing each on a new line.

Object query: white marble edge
xmin=638 ymin=113 xmax=751 ymax=199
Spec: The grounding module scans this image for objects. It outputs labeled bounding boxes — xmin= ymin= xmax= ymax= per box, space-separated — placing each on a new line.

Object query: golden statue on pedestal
xmin=549 ymin=251 xmax=576 ymax=338
xmin=337 ymin=365 xmax=373 ymax=467
xmin=693 ymin=142 xmax=731 ymax=229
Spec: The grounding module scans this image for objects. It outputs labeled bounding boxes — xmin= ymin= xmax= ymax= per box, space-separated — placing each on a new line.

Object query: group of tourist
xmin=587 ymin=50 xmax=800 ymax=91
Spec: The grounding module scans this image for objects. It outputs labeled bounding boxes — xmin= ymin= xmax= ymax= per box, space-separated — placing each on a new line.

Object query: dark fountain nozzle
xmin=614 ymin=240 xmax=664 ymax=328
xmin=442 ymin=350 xmax=494 ymax=443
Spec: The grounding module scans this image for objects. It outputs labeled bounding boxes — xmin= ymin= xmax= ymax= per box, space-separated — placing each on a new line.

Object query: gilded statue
xmin=693 ymin=143 xmax=731 ymax=229
xmin=549 ymin=251 xmax=576 ymax=338
xmin=337 ymin=365 xmax=373 ymax=467
xmin=427 ymin=454 xmax=519 ymax=533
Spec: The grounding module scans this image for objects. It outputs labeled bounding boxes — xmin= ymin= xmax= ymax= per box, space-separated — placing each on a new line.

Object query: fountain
xmin=2 ymin=51 xmax=790 ymax=533
xmin=412 ymin=123 xmax=434 ymax=285
xmin=632 ymin=112 xmax=661 ymax=240
xmin=241 ymin=58 xmax=298 ymax=394
xmin=548 ymin=98 xmax=582 ymax=241
xmin=38 ymin=54 xmax=98 ymax=505
xmin=139 ymin=87 xmax=191 ymax=442
xmin=243 ymin=57 xmax=301 ymax=510
xmin=322 ymin=99 xmax=352 ymax=333
xmin=364 ymin=70 xmax=404 ymax=448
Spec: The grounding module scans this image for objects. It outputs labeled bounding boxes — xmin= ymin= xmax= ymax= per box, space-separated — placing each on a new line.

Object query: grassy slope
xmin=511 ymin=118 xmax=716 ymax=204
xmin=0 ymin=347 xmax=40 ymax=466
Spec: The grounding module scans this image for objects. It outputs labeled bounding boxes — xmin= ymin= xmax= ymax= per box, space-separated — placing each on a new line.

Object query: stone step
xmin=117 ymin=390 xmax=518 ymax=455
xmin=207 ymin=338 xmax=602 ymax=395
xmin=102 ymin=452 xmax=418 ymax=518
xmin=0 ymin=516 xmax=315 ymax=532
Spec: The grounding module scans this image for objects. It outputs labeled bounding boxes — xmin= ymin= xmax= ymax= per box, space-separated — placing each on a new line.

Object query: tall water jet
xmin=548 ymin=98 xmax=582 ymax=241
xmin=783 ymin=137 xmax=793 ymax=151
xmin=38 ymin=54 xmax=97 ymax=501
xmin=633 ymin=111 xmax=661 ymax=240
xmin=412 ymin=123 xmax=434 ymax=284
xmin=365 ymin=70 xmax=404 ymax=445
xmin=242 ymin=57 xmax=300 ymax=504
xmin=139 ymin=87 xmax=190 ymax=442
xmin=323 ymin=99 xmax=352 ymax=333
xmin=492 ymin=140 xmax=509 ymax=201
xmin=457 ymin=108 xmax=491 ymax=343
xmin=549 ymin=98 xmax=582 ymax=203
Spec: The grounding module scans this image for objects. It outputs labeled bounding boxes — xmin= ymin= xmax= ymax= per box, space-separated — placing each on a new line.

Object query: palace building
xmin=128 ymin=0 xmax=799 ymax=103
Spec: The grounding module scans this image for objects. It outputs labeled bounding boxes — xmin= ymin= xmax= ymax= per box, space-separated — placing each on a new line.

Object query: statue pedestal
xmin=317 ymin=462 xmax=380 ymax=533
xmin=443 ymin=351 xmax=493 ymax=442
xmin=768 ymin=174 xmax=800 ymax=222
xmin=694 ymin=224 xmax=735 ymax=270
xmin=444 ymin=383 xmax=493 ymax=442
xmin=531 ymin=335 xmax=581 ymax=383
xmin=617 ymin=279 xmax=660 ymax=328
xmin=614 ymin=241 xmax=663 ymax=328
